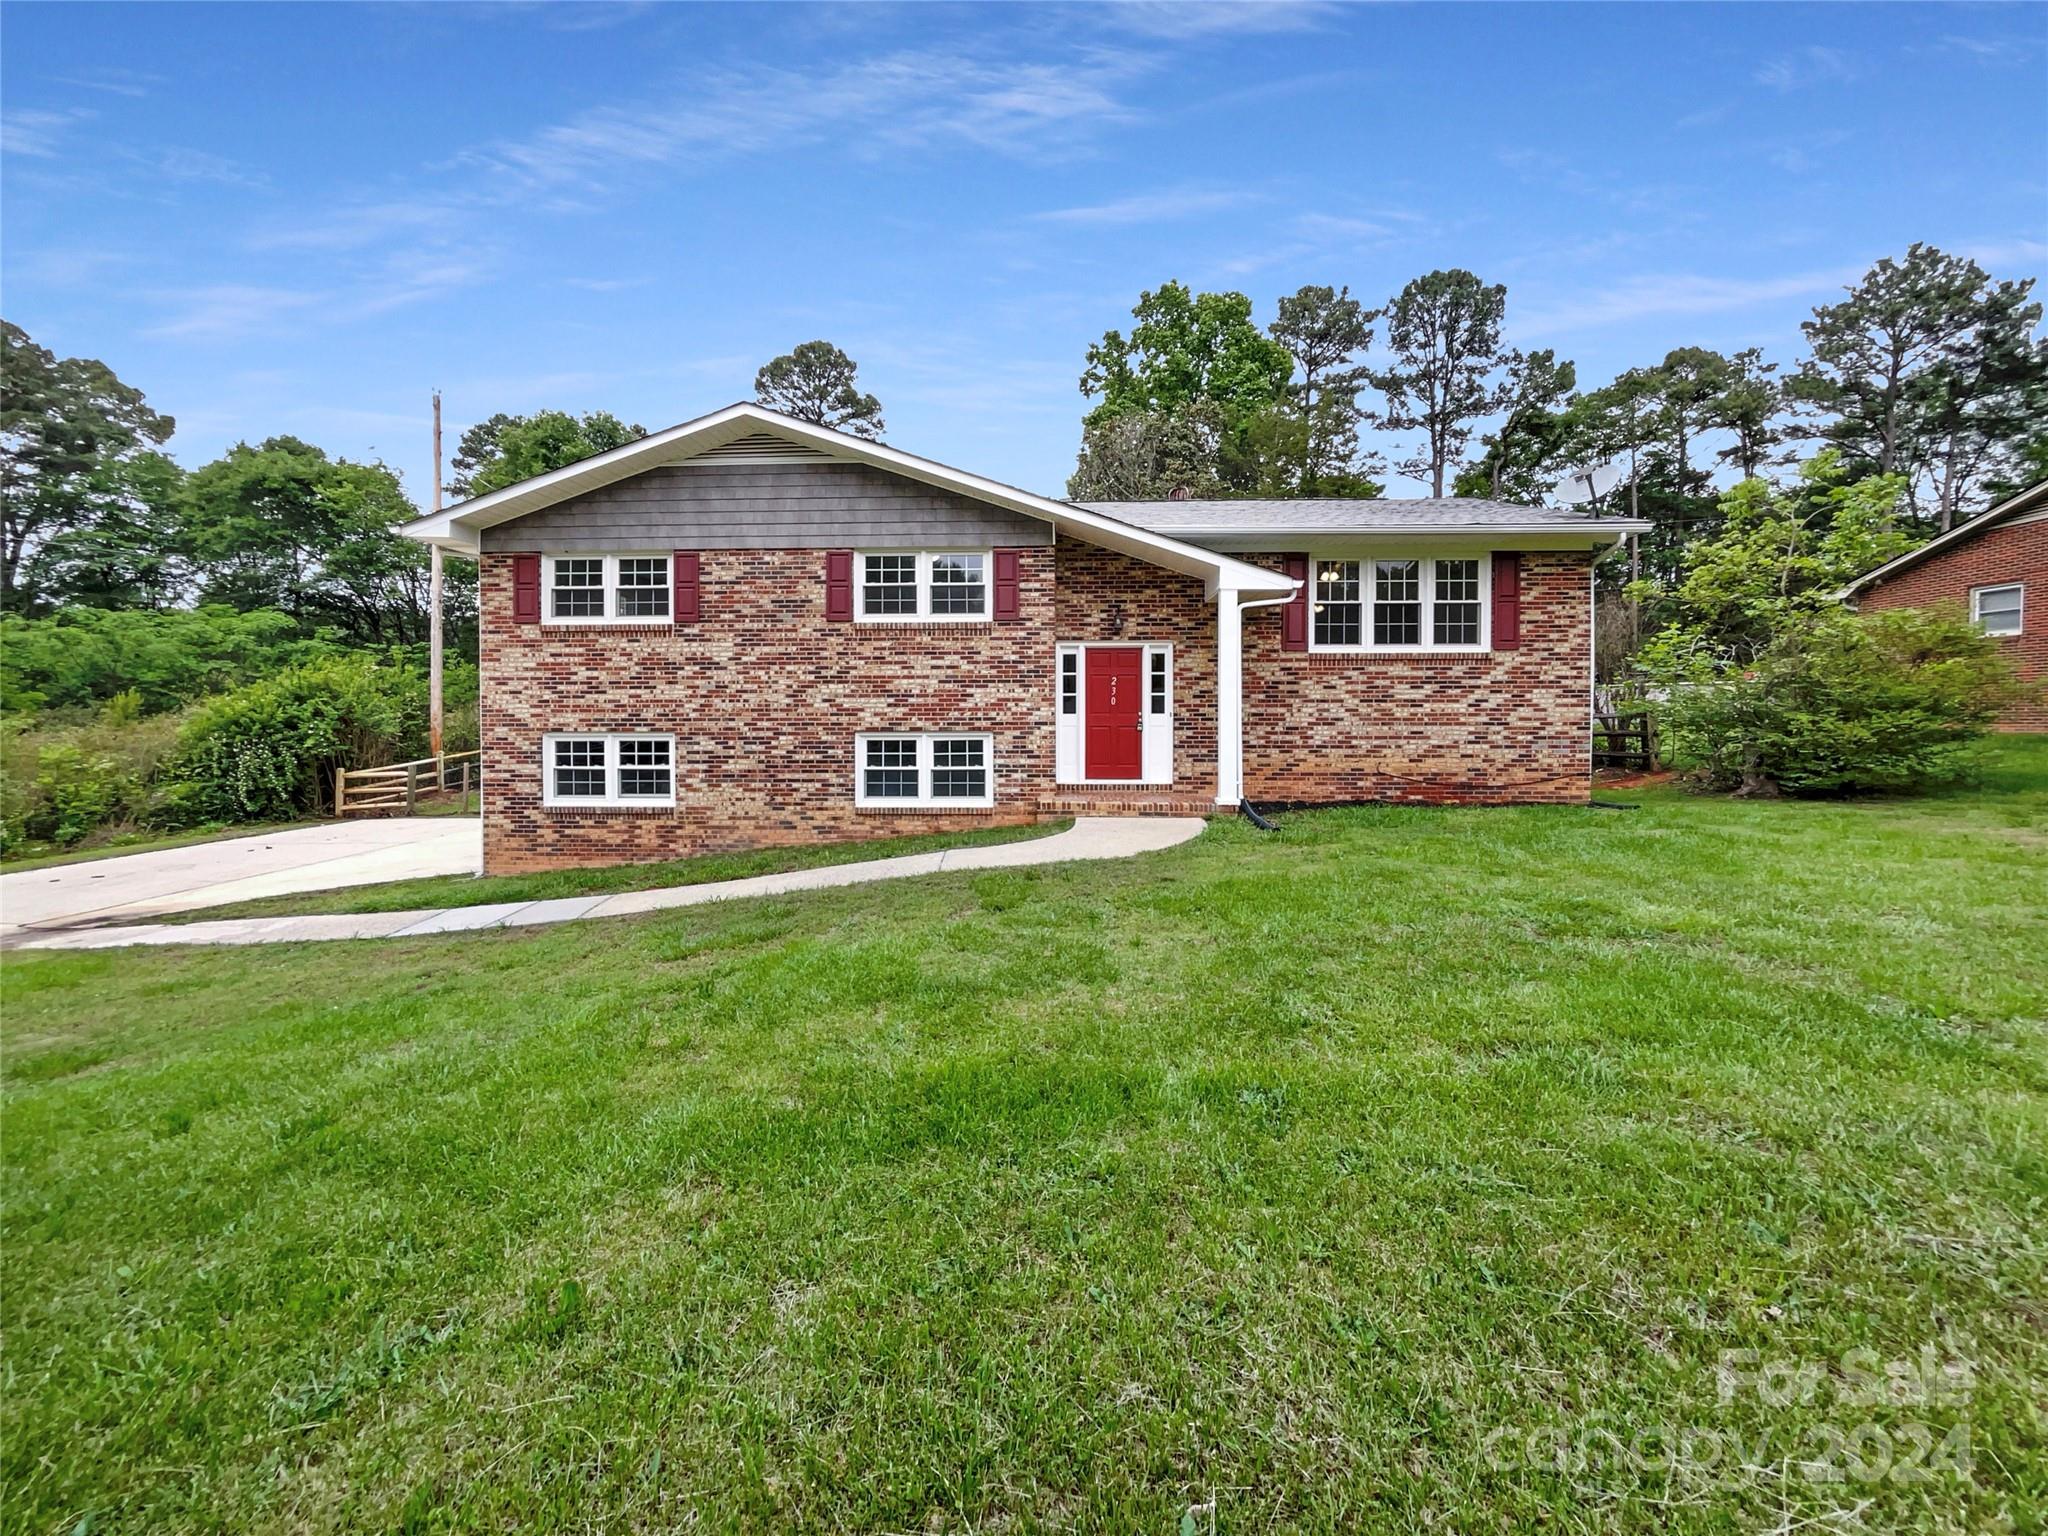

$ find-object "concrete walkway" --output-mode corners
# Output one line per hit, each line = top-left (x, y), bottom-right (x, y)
(1, 818), (482, 936)
(7, 817), (1206, 951)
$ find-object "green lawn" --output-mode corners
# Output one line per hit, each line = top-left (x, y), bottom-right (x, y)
(171, 817), (1071, 920)
(4, 743), (2044, 1533)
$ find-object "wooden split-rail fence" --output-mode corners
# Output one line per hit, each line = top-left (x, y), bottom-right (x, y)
(335, 751), (481, 817)
(1591, 711), (1656, 773)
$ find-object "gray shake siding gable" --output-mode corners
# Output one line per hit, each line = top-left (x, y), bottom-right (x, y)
(477, 461), (1053, 553)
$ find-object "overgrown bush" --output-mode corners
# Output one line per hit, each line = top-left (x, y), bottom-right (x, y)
(0, 711), (185, 852)
(171, 656), (429, 823)
(1649, 606), (2017, 796)
(0, 606), (333, 716)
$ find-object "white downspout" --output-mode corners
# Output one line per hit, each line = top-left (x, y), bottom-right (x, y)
(1215, 585), (1301, 808)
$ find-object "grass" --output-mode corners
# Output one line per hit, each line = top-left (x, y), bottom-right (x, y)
(170, 817), (1072, 920)
(2, 742), (2044, 1533)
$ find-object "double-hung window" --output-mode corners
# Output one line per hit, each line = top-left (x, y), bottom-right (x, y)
(1972, 583), (2023, 637)
(1311, 555), (1489, 651)
(856, 552), (990, 621)
(542, 733), (676, 807)
(855, 733), (995, 807)
(544, 554), (671, 624)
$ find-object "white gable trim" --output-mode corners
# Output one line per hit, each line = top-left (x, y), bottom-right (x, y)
(399, 402), (1295, 598)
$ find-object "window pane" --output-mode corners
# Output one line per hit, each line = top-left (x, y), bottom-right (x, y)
(863, 554), (918, 616)
(617, 737), (672, 798)
(931, 737), (987, 799)
(863, 737), (920, 798)
(1374, 560), (1421, 645)
(1976, 586), (2022, 633)
(552, 737), (606, 798)
(1149, 651), (1167, 714)
(1060, 652), (1078, 715)
(551, 558), (605, 619)
(616, 557), (671, 618)
(929, 553), (986, 616)
(1313, 560), (1362, 646)
(1433, 559), (1481, 645)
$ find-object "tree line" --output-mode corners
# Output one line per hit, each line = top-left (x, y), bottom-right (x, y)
(1065, 245), (2047, 575)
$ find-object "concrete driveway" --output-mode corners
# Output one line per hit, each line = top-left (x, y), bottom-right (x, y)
(1, 818), (481, 936)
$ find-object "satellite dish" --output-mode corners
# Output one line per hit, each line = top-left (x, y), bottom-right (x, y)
(1553, 461), (1625, 506)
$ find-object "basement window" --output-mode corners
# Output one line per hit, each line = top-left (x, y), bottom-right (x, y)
(855, 733), (996, 808)
(543, 733), (675, 807)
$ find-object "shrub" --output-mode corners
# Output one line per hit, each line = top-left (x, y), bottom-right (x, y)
(0, 712), (184, 851)
(171, 656), (428, 823)
(0, 606), (331, 716)
(1649, 606), (2018, 797)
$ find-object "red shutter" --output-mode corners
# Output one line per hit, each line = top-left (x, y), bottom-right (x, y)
(673, 552), (701, 624)
(825, 550), (854, 621)
(512, 553), (541, 624)
(1282, 554), (1309, 651)
(993, 549), (1021, 622)
(1491, 553), (1521, 650)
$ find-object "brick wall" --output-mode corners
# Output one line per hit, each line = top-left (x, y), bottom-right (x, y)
(1854, 515), (2047, 731)
(1051, 536), (1220, 789)
(1239, 550), (1594, 804)
(478, 547), (1057, 874)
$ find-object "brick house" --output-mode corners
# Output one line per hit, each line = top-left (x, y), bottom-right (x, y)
(1841, 479), (2047, 732)
(403, 403), (1646, 874)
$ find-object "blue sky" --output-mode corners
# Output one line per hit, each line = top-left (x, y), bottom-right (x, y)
(4, 1), (2044, 503)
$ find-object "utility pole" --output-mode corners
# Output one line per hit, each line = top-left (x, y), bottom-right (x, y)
(429, 390), (444, 759)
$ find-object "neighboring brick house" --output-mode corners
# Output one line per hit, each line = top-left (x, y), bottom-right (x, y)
(1842, 480), (2048, 732)
(403, 403), (1645, 873)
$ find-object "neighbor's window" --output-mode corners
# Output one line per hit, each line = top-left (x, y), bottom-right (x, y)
(854, 733), (996, 807)
(544, 555), (671, 624)
(1433, 559), (1481, 645)
(543, 734), (676, 807)
(1972, 583), (2023, 637)
(1313, 560), (1363, 646)
(856, 551), (992, 621)
(1310, 555), (1489, 650)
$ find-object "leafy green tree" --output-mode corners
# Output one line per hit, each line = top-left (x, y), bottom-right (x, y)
(1793, 243), (2048, 530)
(1651, 346), (1732, 493)
(29, 448), (186, 610)
(1, 321), (176, 612)
(754, 342), (885, 439)
(1457, 348), (1577, 501)
(449, 410), (646, 499)
(1370, 270), (1511, 496)
(1707, 347), (1793, 482)
(1066, 403), (1228, 501)
(1269, 284), (1380, 495)
(180, 437), (434, 645)
(1081, 282), (1293, 430)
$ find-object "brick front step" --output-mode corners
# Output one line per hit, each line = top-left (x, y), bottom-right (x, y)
(1036, 794), (1228, 817)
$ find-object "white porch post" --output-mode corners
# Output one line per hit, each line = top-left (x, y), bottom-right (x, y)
(1214, 588), (1243, 807)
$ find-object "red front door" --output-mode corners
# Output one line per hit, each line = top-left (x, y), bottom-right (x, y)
(1085, 647), (1144, 780)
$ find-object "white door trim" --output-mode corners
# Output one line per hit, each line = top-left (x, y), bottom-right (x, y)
(1054, 641), (1175, 787)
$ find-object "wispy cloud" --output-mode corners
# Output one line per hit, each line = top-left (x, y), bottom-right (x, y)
(1755, 45), (1859, 92)
(1212, 209), (1416, 277)
(134, 146), (270, 190)
(51, 67), (160, 98)
(2, 106), (95, 158)
(143, 284), (327, 341)
(454, 48), (1147, 192)
(1032, 185), (1258, 226)
(1085, 1), (1336, 40)
(1935, 33), (2045, 64)
(248, 199), (465, 252)
(564, 276), (648, 292)
(1517, 268), (1858, 338)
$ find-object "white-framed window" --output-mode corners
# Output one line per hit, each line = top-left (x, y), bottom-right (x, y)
(542, 733), (676, 807)
(543, 554), (671, 624)
(856, 551), (990, 621)
(854, 732), (995, 807)
(1972, 582), (2024, 637)
(1310, 553), (1491, 652)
